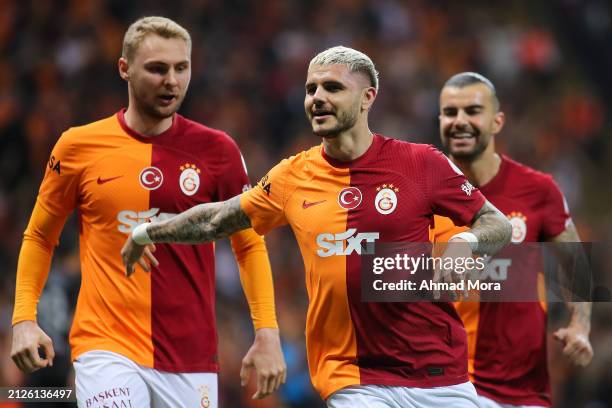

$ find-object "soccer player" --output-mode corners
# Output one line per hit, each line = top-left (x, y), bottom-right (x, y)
(10, 16), (286, 407)
(431, 72), (593, 408)
(121, 46), (512, 407)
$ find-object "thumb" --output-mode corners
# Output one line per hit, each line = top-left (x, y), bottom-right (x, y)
(40, 336), (55, 367)
(553, 329), (566, 342)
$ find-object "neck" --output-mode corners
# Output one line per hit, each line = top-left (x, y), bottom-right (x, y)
(322, 122), (373, 161)
(124, 103), (173, 137)
(451, 146), (501, 187)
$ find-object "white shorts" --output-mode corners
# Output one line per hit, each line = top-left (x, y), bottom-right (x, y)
(326, 381), (480, 408)
(74, 350), (218, 408)
(478, 395), (546, 408)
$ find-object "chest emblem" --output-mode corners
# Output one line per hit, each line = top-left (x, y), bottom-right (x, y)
(139, 167), (163, 190)
(179, 163), (201, 196)
(508, 211), (527, 243)
(375, 184), (399, 215)
(338, 187), (362, 210)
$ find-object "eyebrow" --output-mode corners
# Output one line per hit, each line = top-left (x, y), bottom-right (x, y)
(305, 80), (345, 88)
(144, 60), (190, 66)
(442, 103), (484, 111)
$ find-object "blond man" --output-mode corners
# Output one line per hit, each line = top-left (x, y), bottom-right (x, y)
(11, 16), (285, 407)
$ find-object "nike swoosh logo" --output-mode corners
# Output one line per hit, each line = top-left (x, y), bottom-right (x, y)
(302, 199), (326, 209)
(97, 175), (124, 184)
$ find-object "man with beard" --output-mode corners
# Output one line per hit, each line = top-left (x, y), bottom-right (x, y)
(431, 72), (593, 408)
(121, 46), (512, 407)
(11, 16), (285, 407)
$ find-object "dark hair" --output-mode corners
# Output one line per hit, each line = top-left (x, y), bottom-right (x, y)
(444, 72), (500, 111)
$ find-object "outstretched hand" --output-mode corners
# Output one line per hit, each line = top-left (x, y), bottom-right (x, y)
(240, 328), (287, 399)
(121, 237), (158, 277)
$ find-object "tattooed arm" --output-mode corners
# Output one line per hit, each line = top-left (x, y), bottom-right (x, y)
(550, 222), (593, 366)
(121, 195), (251, 275)
(450, 200), (512, 254)
(149, 195), (250, 243)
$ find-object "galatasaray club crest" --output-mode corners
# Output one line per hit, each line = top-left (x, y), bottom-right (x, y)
(139, 166), (164, 190)
(179, 163), (201, 196)
(508, 211), (527, 243)
(375, 184), (399, 215)
(197, 385), (210, 408)
(338, 187), (362, 210)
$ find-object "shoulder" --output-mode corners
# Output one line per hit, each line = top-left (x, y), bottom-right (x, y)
(177, 115), (235, 143)
(378, 136), (443, 159)
(502, 155), (558, 189)
(60, 115), (120, 143)
(53, 115), (121, 158)
(176, 115), (244, 157)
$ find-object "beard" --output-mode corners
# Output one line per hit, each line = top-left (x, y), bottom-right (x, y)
(132, 84), (184, 120)
(311, 106), (359, 138)
(442, 131), (490, 161)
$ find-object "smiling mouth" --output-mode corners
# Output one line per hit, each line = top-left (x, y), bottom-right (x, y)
(449, 132), (475, 139)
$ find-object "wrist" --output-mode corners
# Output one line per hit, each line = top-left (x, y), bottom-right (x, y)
(449, 231), (478, 252)
(132, 223), (153, 245)
(255, 327), (280, 340)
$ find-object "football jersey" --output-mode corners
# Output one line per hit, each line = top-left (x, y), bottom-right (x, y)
(32, 109), (250, 372)
(431, 155), (571, 407)
(241, 134), (486, 399)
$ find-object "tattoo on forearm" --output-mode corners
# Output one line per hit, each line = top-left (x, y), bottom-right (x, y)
(551, 222), (593, 303)
(568, 301), (592, 331)
(469, 201), (512, 254)
(147, 195), (252, 244)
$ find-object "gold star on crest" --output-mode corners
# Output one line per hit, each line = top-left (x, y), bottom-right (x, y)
(180, 163), (201, 173)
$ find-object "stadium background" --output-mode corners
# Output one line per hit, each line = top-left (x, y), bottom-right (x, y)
(0, 0), (611, 407)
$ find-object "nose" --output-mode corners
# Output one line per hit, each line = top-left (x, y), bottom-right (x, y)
(164, 69), (178, 87)
(453, 110), (469, 128)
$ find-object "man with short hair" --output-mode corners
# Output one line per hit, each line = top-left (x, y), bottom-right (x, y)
(11, 16), (285, 407)
(122, 46), (512, 407)
(431, 72), (593, 408)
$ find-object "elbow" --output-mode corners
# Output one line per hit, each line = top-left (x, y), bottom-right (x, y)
(501, 215), (512, 245)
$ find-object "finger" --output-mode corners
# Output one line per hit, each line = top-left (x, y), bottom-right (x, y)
(41, 338), (55, 367)
(126, 263), (135, 277)
(24, 347), (45, 372)
(553, 330), (566, 342)
(273, 367), (284, 391)
(137, 258), (151, 273)
(255, 370), (272, 399)
(149, 243), (156, 252)
(563, 340), (579, 357)
(240, 361), (251, 387)
(144, 248), (159, 268)
(12, 352), (26, 373)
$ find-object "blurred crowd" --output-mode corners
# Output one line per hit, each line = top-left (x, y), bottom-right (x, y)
(0, 0), (611, 407)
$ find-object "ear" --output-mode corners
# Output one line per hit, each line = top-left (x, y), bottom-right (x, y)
(118, 57), (129, 81)
(492, 111), (505, 135)
(361, 87), (377, 112)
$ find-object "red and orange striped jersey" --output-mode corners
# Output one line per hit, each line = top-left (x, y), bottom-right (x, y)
(14, 110), (260, 372)
(431, 155), (571, 407)
(241, 134), (486, 399)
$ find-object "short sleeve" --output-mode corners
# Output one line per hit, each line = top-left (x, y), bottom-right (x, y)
(37, 130), (82, 217)
(424, 146), (485, 226)
(216, 135), (251, 201)
(240, 160), (290, 235)
(541, 176), (572, 239)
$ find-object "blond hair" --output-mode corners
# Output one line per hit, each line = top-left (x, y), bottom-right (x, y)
(309, 46), (379, 91)
(122, 16), (191, 62)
